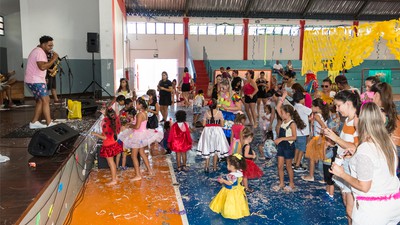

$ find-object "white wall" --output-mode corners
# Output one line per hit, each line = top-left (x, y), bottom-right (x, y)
(189, 35), (243, 60)
(128, 34), (184, 66)
(2, 12), (23, 80)
(248, 35), (300, 60)
(20, 0), (100, 60)
(113, 0), (126, 91)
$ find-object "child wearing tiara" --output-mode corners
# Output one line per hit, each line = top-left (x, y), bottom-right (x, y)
(209, 154), (250, 219)
(91, 107), (123, 186)
(230, 114), (246, 155)
(168, 110), (193, 171)
(118, 96), (163, 181)
(197, 99), (229, 172)
(241, 127), (264, 192)
(273, 90), (306, 192)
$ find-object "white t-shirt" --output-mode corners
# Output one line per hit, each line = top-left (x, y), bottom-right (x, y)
(273, 63), (283, 70)
(313, 113), (327, 136)
(350, 142), (400, 197)
(259, 113), (271, 131)
(193, 95), (204, 107)
(294, 103), (312, 136)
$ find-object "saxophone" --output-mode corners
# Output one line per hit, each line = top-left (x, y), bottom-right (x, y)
(48, 52), (60, 77)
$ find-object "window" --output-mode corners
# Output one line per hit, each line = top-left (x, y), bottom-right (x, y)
(147, 23), (155, 34)
(127, 22), (136, 34)
(166, 23), (174, 34)
(156, 23), (165, 34)
(137, 22), (146, 34)
(208, 24), (216, 35)
(175, 23), (183, 34)
(190, 25), (198, 35)
(0, 16), (4, 36)
(216, 25), (225, 35)
(198, 25), (207, 35)
(225, 26), (234, 35)
(234, 25), (243, 35)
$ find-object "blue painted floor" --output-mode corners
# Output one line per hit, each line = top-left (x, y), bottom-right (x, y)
(167, 103), (348, 225)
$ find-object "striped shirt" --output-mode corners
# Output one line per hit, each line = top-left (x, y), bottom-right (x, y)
(337, 118), (358, 156)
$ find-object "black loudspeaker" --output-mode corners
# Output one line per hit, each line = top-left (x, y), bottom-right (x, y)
(81, 99), (98, 116)
(86, 32), (99, 53)
(28, 123), (80, 157)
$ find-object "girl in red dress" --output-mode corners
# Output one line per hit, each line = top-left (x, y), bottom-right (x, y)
(91, 108), (123, 186)
(168, 110), (193, 171)
(241, 127), (263, 192)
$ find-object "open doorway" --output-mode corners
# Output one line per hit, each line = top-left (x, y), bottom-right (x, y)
(134, 59), (178, 94)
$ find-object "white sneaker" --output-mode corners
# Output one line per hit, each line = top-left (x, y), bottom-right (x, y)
(29, 121), (47, 129)
(47, 122), (58, 127)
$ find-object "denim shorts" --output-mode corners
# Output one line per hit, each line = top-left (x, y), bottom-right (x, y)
(26, 83), (48, 100)
(295, 136), (307, 152)
(193, 105), (202, 115)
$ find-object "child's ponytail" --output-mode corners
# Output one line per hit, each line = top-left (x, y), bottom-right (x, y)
(227, 154), (247, 171)
(106, 107), (118, 140)
(208, 98), (217, 124)
(282, 105), (306, 130)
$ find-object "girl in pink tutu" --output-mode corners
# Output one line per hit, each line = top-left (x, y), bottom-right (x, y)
(119, 96), (163, 181)
(168, 110), (193, 171)
(91, 108), (123, 186)
(241, 127), (263, 192)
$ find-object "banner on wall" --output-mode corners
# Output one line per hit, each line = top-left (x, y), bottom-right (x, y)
(368, 69), (392, 84)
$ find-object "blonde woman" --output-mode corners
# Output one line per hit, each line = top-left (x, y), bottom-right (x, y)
(330, 102), (400, 225)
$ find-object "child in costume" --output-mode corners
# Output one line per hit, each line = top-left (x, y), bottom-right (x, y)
(230, 114), (246, 155)
(197, 98), (229, 172)
(192, 89), (205, 126)
(241, 127), (264, 192)
(91, 107), (123, 186)
(168, 110), (193, 171)
(209, 154), (249, 220)
(118, 96), (163, 181)
(116, 108), (137, 170)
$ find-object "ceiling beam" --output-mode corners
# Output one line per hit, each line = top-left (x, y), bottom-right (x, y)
(243, 0), (254, 18)
(302, 0), (314, 17)
(355, 0), (370, 20)
(184, 0), (190, 17)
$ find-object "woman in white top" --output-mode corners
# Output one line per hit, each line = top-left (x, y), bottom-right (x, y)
(330, 102), (400, 225)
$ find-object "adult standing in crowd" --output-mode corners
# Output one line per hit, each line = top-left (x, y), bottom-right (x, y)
(243, 70), (258, 128)
(370, 82), (398, 134)
(157, 71), (173, 122)
(314, 77), (336, 105)
(180, 67), (192, 107)
(324, 90), (360, 225)
(208, 74), (223, 99)
(330, 102), (400, 225)
(231, 70), (242, 95)
(25, 35), (58, 129)
(256, 71), (269, 117)
(335, 75), (360, 94)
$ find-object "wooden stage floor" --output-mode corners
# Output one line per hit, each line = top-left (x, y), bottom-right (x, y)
(0, 100), (97, 225)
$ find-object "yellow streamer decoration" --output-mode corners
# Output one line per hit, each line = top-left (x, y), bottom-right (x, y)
(302, 19), (400, 76)
(264, 34), (267, 66)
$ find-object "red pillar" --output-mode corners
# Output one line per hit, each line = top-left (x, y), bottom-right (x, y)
(243, 19), (249, 60)
(183, 17), (189, 67)
(353, 20), (359, 37)
(299, 20), (305, 60)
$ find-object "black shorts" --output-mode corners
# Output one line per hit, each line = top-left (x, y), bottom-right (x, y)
(257, 90), (268, 99)
(46, 74), (56, 90)
(277, 141), (295, 159)
(244, 95), (257, 103)
(181, 83), (190, 92)
(159, 95), (172, 106)
(323, 164), (335, 185)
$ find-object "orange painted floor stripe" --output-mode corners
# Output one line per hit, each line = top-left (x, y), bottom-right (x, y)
(65, 155), (185, 225)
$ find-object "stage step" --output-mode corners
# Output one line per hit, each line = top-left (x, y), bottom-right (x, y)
(194, 60), (210, 97)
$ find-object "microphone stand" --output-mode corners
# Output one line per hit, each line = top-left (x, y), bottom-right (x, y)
(63, 56), (73, 96)
(58, 63), (65, 107)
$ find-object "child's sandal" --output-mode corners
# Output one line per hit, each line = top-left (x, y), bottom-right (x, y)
(182, 165), (189, 171)
(177, 166), (182, 172)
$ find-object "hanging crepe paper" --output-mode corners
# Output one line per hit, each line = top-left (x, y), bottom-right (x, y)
(48, 204), (54, 217)
(302, 19), (400, 76)
(36, 212), (40, 225)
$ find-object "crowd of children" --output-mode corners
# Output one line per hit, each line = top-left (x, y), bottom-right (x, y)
(92, 72), (400, 223)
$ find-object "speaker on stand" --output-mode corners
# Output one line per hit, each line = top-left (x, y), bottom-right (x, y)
(81, 32), (112, 99)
